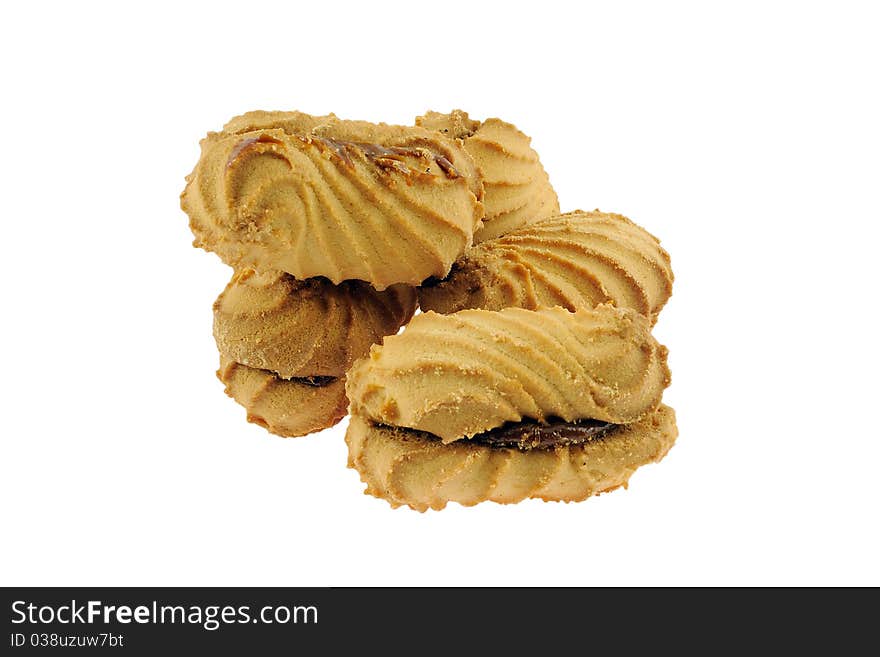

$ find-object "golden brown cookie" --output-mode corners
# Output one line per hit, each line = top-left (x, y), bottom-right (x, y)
(217, 356), (348, 438)
(346, 305), (670, 443)
(416, 110), (559, 243)
(418, 211), (674, 322)
(213, 268), (416, 438)
(181, 110), (484, 290)
(213, 269), (417, 379)
(345, 305), (674, 511)
(346, 405), (677, 511)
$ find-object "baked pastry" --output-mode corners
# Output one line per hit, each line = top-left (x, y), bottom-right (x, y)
(218, 356), (348, 438)
(416, 110), (559, 243)
(214, 269), (417, 437)
(214, 269), (417, 379)
(181, 110), (484, 289)
(419, 210), (673, 323)
(345, 305), (674, 510)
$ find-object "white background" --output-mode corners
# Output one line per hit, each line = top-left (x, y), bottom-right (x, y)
(1, 1), (878, 586)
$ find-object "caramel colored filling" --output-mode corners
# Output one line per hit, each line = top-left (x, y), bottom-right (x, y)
(297, 375), (336, 388)
(377, 418), (619, 451)
(470, 418), (617, 450)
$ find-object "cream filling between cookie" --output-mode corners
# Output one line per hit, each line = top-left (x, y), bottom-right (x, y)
(291, 375), (337, 387)
(374, 418), (620, 451)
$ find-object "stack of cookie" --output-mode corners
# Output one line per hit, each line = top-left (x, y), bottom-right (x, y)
(181, 109), (676, 510)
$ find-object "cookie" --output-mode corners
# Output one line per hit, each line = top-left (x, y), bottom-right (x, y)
(213, 269), (416, 437)
(217, 357), (348, 438)
(345, 305), (674, 510)
(418, 210), (673, 322)
(214, 269), (417, 379)
(181, 110), (484, 289)
(417, 110), (559, 243)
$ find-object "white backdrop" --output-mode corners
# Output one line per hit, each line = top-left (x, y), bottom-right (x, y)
(1, 1), (878, 586)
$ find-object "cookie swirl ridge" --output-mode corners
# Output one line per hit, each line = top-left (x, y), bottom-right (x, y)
(182, 111), (484, 289)
(419, 211), (673, 322)
(214, 269), (417, 379)
(346, 305), (670, 443)
(417, 110), (559, 243)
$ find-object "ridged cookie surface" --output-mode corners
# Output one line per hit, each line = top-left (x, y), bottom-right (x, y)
(417, 110), (559, 243)
(346, 306), (670, 442)
(214, 269), (417, 379)
(419, 211), (673, 321)
(217, 356), (347, 438)
(346, 404), (677, 511)
(182, 110), (484, 289)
